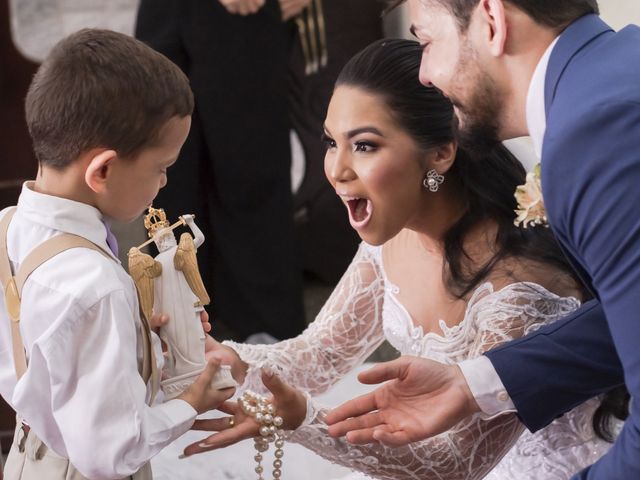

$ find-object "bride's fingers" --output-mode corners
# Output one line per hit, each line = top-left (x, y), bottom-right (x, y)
(191, 416), (235, 432)
(183, 434), (227, 457)
(183, 423), (257, 456)
(182, 436), (218, 457)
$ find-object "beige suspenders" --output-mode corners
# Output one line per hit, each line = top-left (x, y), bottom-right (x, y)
(0, 206), (158, 400)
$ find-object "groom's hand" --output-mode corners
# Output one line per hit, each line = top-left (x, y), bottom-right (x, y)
(325, 356), (480, 446)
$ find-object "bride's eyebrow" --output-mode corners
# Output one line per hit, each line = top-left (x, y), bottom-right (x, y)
(346, 127), (384, 139)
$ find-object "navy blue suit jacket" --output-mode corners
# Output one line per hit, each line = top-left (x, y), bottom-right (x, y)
(485, 14), (640, 479)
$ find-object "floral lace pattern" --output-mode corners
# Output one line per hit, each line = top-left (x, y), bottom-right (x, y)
(225, 243), (610, 479)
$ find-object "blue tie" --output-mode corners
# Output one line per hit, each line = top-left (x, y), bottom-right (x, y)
(102, 220), (119, 257)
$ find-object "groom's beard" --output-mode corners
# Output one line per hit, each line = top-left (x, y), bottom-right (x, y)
(451, 52), (503, 160)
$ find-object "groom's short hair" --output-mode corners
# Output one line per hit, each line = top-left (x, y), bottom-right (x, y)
(388, 0), (599, 31)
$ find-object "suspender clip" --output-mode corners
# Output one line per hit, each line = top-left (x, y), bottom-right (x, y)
(5, 276), (21, 322)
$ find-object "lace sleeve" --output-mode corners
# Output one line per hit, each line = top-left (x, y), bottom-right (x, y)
(223, 243), (387, 395)
(287, 283), (580, 480)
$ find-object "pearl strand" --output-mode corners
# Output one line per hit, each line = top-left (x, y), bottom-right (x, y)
(240, 391), (285, 480)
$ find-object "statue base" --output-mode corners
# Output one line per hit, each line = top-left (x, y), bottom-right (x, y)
(161, 365), (237, 400)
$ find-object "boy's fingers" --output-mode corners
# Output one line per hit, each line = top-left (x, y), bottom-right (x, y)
(216, 387), (236, 403)
(217, 400), (238, 415)
(200, 359), (221, 384)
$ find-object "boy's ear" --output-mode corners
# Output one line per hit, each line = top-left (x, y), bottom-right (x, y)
(85, 149), (118, 193)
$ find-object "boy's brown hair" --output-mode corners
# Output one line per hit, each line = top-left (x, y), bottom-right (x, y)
(25, 29), (194, 169)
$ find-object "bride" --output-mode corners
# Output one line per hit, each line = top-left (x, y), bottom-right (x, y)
(186, 39), (613, 479)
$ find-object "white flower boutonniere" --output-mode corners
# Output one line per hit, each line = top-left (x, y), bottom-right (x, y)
(514, 163), (548, 228)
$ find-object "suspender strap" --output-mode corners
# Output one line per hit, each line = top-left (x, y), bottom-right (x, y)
(0, 208), (17, 290)
(0, 209), (157, 400)
(14, 234), (112, 292)
(139, 307), (159, 403)
(0, 208), (25, 380)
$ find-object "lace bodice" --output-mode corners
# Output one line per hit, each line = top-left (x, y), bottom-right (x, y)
(225, 243), (610, 479)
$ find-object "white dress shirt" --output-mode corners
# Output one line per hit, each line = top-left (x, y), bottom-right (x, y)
(0, 183), (196, 479)
(458, 37), (560, 418)
(526, 37), (560, 159)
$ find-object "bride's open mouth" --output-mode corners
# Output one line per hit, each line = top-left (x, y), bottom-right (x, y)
(344, 196), (373, 229)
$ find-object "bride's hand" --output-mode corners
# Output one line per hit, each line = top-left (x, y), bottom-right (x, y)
(204, 334), (248, 384)
(182, 370), (307, 457)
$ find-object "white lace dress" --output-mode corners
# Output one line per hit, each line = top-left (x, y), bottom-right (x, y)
(225, 243), (610, 480)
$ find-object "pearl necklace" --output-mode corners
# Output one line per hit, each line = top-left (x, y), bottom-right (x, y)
(240, 391), (285, 480)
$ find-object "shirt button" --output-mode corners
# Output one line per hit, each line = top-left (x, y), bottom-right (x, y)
(498, 391), (509, 402)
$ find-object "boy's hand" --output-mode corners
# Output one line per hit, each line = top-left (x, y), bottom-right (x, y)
(201, 310), (247, 384)
(200, 310), (212, 334)
(178, 359), (236, 414)
(181, 370), (306, 456)
(149, 312), (169, 331)
(151, 311), (209, 334)
(205, 336), (248, 384)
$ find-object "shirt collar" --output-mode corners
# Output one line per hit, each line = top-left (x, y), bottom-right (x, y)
(17, 181), (120, 262)
(525, 36), (560, 159)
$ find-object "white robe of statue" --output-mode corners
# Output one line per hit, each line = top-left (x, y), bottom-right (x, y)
(152, 215), (206, 389)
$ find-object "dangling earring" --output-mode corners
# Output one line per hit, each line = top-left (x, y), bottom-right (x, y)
(423, 169), (444, 192)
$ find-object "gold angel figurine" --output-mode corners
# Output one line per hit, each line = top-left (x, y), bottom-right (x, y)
(128, 247), (162, 324)
(128, 207), (234, 398)
(174, 232), (210, 307)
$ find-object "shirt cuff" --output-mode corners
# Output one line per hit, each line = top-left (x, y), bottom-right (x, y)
(155, 398), (198, 436)
(458, 356), (516, 419)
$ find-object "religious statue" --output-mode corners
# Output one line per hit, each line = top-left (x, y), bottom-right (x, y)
(128, 207), (235, 398)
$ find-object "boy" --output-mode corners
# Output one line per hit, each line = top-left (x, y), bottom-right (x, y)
(0, 29), (234, 479)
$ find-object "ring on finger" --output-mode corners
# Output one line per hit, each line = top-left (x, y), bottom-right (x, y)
(228, 415), (235, 427)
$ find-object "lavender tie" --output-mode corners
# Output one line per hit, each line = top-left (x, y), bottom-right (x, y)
(102, 220), (119, 257)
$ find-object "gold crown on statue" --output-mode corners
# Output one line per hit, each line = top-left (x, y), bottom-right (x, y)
(143, 207), (170, 238)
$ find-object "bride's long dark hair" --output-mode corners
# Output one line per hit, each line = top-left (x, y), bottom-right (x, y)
(335, 38), (628, 441)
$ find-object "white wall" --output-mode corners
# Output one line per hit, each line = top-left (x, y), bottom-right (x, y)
(599, 0), (640, 30)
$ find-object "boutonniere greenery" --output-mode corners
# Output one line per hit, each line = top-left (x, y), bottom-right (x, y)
(514, 163), (548, 228)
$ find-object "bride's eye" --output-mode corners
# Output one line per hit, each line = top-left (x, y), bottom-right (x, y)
(354, 141), (376, 153)
(321, 133), (336, 150)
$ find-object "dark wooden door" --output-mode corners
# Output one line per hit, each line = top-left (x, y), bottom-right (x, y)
(0, 0), (40, 453)
(291, 0), (385, 283)
(1, 0), (39, 207)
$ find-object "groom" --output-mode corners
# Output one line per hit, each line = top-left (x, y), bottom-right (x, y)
(326, 0), (639, 478)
